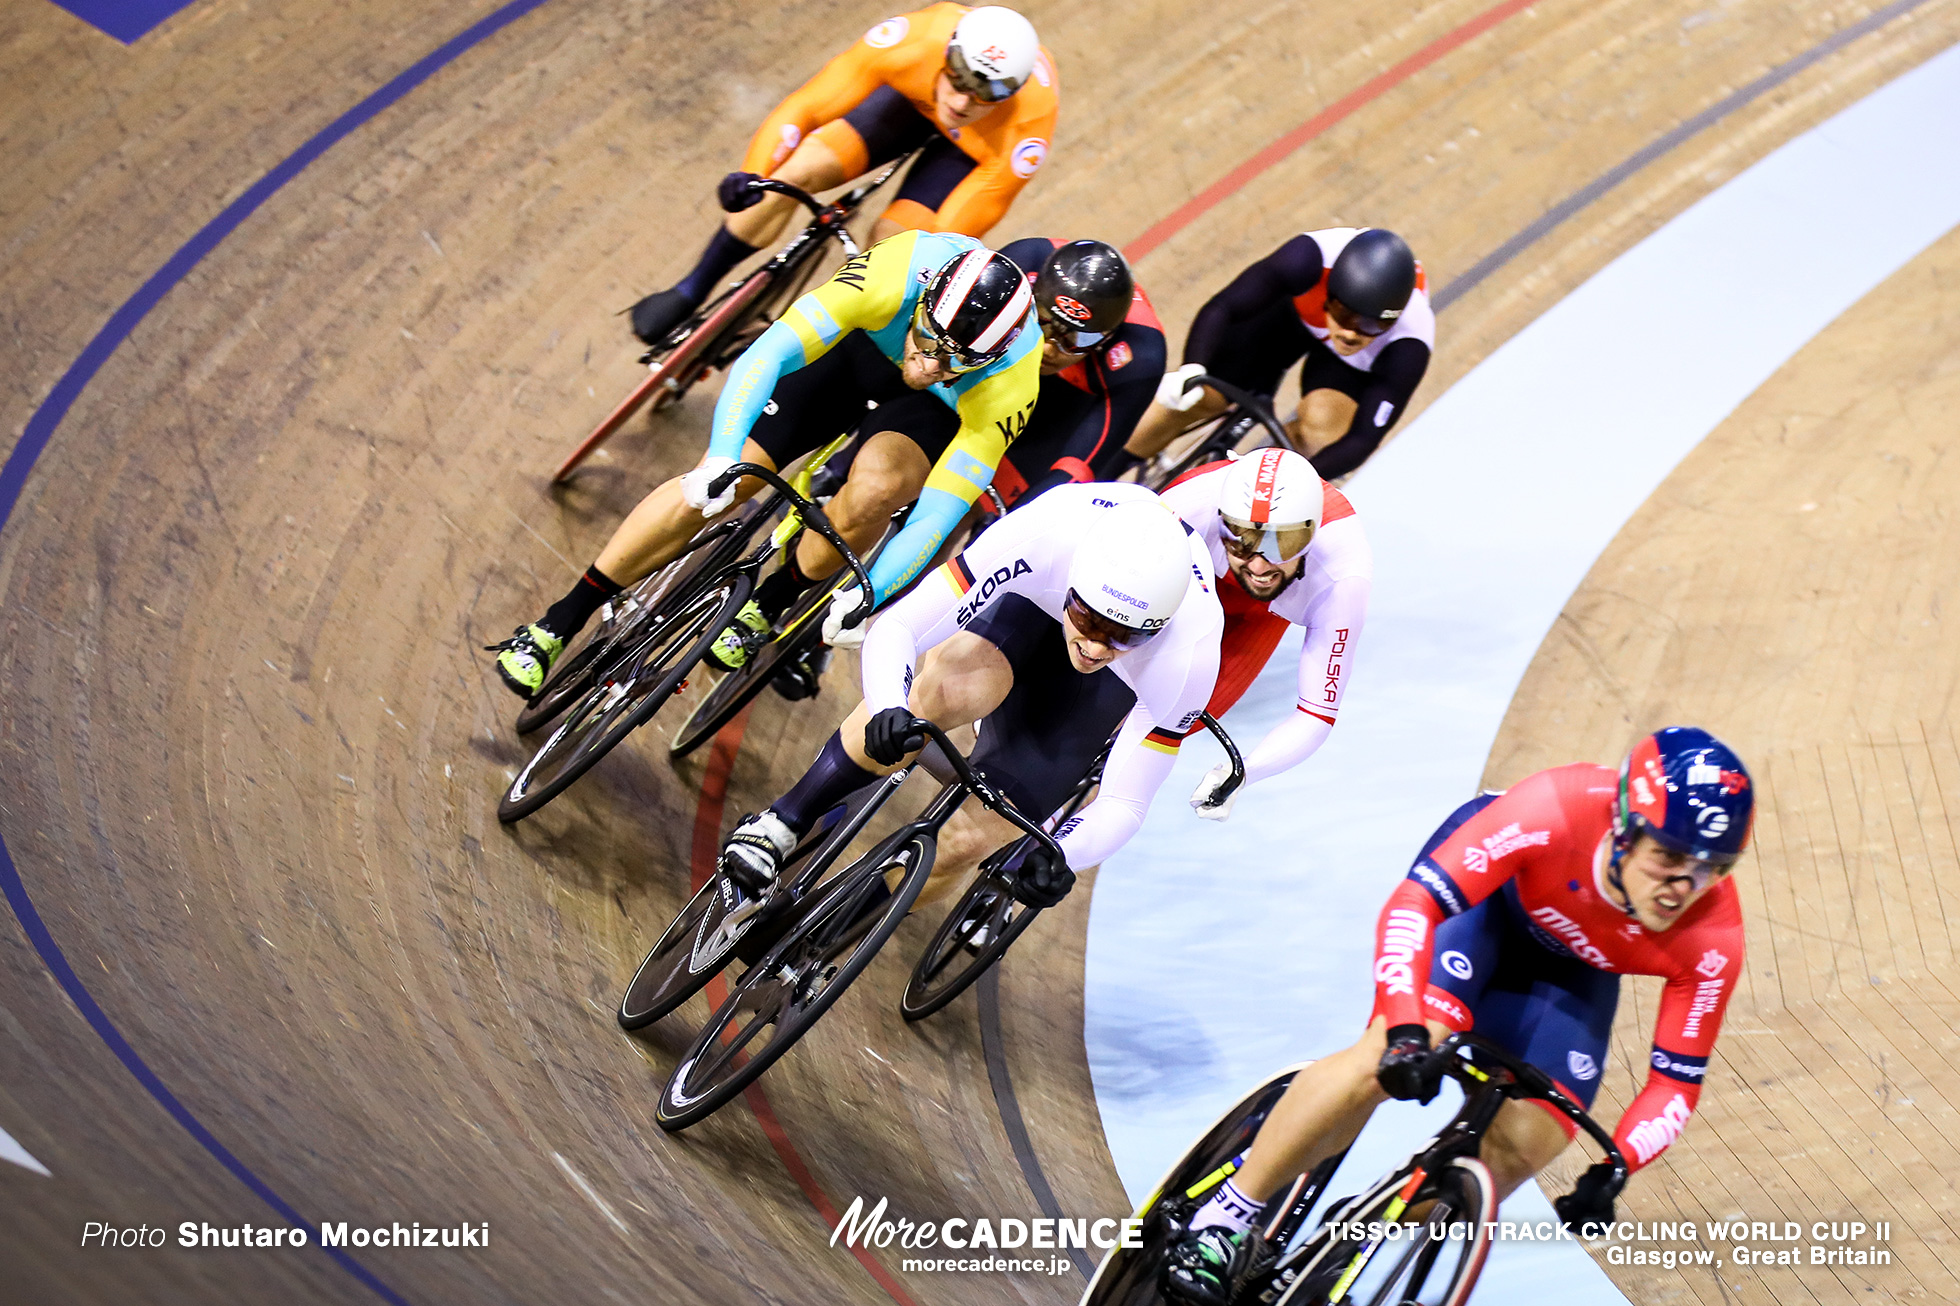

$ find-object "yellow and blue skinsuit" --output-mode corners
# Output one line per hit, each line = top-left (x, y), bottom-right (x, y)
(707, 229), (1041, 604)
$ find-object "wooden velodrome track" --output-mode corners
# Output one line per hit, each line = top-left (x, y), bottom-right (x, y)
(3, 0), (1958, 1302)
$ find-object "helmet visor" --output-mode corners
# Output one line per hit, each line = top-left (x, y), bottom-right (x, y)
(1326, 295), (1393, 338)
(1063, 588), (1160, 652)
(944, 46), (1023, 103)
(911, 302), (1003, 374)
(1219, 513), (1315, 565)
(1037, 305), (1109, 354)
(1621, 798), (1742, 890)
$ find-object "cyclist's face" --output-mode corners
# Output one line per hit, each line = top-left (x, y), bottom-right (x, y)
(1619, 834), (1732, 930)
(933, 71), (998, 131)
(1225, 547), (1303, 600)
(1059, 608), (1123, 672)
(902, 328), (957, 387)
(1322, 298), (1379, 356)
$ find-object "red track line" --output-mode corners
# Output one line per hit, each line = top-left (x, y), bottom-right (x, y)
(1124, 0), (1539, 263)
(688, 709), (922, 1306)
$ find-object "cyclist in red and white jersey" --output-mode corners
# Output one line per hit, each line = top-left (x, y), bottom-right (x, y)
(1121, 228), (1432, 483)
(1163, 728), (1754, 1305)
(1157, 448), (1370, 817)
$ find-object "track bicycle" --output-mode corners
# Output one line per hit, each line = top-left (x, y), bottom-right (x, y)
(1138, 375), (1302, 492)
(651, 719), (1062, 1131)
(497, 461), (871, 823)
(552, 154), (919, 482)
(1081, 1032), (1629, 1306)
(897, 711), (1246, 1021)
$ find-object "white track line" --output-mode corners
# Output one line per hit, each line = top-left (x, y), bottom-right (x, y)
(1, 1122), (50, 1177)
(1087, 39), (1960, 1301)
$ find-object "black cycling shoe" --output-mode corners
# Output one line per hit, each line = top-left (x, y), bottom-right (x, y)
(771, 644), (830, 702)
(630, 287), (698, 345)
(1164, 1227), (1249, 1306)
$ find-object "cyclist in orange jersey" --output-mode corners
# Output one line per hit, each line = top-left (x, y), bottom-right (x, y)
(630, 4), (1060, 344)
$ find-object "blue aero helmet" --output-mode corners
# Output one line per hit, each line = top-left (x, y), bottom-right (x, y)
(1609, 726), (1754, 907)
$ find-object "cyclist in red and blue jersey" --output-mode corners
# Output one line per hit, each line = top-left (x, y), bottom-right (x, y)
(1163, 727), (1754, 1306)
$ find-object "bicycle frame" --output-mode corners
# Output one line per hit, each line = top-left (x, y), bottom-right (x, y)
(553, 151), (919, 482)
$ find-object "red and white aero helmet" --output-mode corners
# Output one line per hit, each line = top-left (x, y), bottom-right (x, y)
(915, 246), (1034, 371)
(1218, 448), (1324, 564)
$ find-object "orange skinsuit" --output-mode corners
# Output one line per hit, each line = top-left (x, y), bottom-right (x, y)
(740, 3), (1060, 237)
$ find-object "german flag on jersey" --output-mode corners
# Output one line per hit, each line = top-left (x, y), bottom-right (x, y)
(941, 555), (977, 597)
(1142, 725), (1185, 755)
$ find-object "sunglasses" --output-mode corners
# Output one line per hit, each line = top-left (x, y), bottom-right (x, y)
(1325, 296), (1393, 338)
(910, 314), (995, 375)
(1037, 306), (1109, 355)
(944, 48), (1023, 104)
(1063, 589), (1161, 652)
(1220, 514), (1315, 566)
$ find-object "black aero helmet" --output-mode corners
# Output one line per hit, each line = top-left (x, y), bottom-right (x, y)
(916, 247), (1034, 371)
(1034, 239), (1135, 345)
(1325, 228), (1417, 328)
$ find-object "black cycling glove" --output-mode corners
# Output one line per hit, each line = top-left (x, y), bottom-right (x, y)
(1553, 1162), (1620, 1235)
(1008, 843), (1074, 910)
(717, 171), (766, 212)
(863, 708), (927, 767)
(1375, 1024), (1441, 1103)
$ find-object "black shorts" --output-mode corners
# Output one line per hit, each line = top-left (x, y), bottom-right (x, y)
(746, 332), (957, 470)
(964, 594), (1137, 821)
(1202, 300), (1371, 402)
(843, 86), (976, 213)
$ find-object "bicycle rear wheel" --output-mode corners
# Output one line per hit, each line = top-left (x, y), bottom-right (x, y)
(498, 570), (752, 822)
(1273, 1156), (1493, 1306)
(1081, 1064), (1308, 1306)
(655, 831), (936, 1131)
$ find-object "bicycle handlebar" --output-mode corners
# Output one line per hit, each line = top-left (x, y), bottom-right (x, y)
(747, 177), (828, 219)
(1183, 374), (1303, 456)
(905, 719), (1066, 864)
(1196, 712), (1246, 803)
(707, 462), (875, 630)
(1428, 1031), (1629, 1198)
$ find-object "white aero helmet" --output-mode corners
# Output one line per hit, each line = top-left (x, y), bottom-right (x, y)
(945, 6), (1040, 102)
(1064, 500), (1194, 650)
(1219, 447), (1324, 564)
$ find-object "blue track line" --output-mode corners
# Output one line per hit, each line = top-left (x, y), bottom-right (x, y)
(0, 1), (556, 1301)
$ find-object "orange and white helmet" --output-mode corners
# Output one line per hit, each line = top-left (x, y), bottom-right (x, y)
(1218, 448), (1323, 564)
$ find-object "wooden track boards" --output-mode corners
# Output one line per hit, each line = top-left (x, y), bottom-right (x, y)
(2, 0), (1959, 1302)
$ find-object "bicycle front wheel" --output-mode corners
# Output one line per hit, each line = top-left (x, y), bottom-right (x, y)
(655, 830), (936, 1131)
(1274, 1156), (1493, 1306)
(498, 571), (752, 822)
(899, 865), (1040, 1021)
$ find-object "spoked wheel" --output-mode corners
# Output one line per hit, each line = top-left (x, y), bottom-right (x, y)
(1273, 1157), (1493, 1306)
(498, 571), (753, 822)
(899, 862), (1040, 1021)
(668, 583), (829, 759)
(512, 510), (758, 734)
(655, 832), (936, 1132)
(1081, 1064), (1308, 1306)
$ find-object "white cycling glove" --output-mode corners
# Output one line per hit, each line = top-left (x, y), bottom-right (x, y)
(1155, 363), (1210, 413)
(681, 455), (739, 518)
(822, 585), (873, 649)
(1189, 762), (1238, 822)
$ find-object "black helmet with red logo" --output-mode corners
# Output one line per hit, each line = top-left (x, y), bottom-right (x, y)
(1032, 240), (1133, 351)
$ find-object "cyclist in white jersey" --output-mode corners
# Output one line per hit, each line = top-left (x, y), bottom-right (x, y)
(718, 482), (1222, 908)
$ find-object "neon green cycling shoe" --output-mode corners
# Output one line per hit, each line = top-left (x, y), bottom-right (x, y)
(704, 600), (771, 672)
(486, 623), (564, 697)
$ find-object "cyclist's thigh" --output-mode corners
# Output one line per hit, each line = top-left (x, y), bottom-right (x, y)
(1204, 298), (1314, 398)
(748, 333), (908, 469)
(965, 595), (1138, 822)
(863, 387), (961, 468)
(881, 134), (978, 232)
(810, 85), (939, 180)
